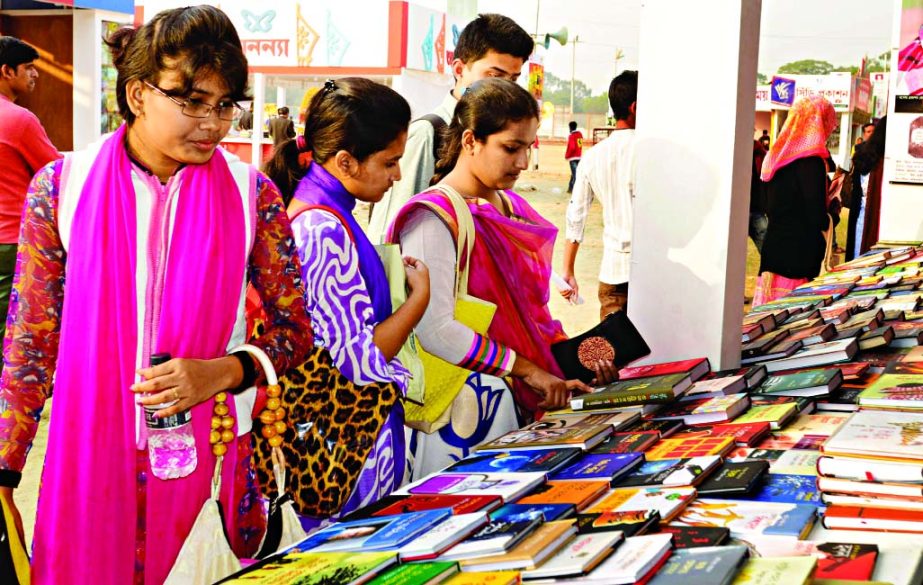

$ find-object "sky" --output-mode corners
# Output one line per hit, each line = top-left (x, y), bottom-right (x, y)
(476, 0), (895, 94)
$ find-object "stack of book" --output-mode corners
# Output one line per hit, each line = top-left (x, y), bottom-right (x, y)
(219, 246), (923, 584)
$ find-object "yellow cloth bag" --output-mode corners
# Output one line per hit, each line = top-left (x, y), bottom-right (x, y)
(403, 185), (496, 433)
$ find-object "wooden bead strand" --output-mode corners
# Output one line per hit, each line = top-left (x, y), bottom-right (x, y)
(209, 391), (235, 457)
(258, 383), (286, 448)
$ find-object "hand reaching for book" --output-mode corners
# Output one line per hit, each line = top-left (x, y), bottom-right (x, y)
(590, 360), (619, 386)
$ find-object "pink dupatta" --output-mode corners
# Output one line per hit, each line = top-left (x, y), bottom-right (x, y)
(390, 189), (567, 417)
(32, 125), (248, 584)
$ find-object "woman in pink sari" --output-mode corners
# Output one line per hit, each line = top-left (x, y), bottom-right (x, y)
(390, 79), (611, 478)
(0, 7), (310, 584)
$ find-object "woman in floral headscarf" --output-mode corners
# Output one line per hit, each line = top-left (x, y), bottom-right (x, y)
(753, 96), (837, 305)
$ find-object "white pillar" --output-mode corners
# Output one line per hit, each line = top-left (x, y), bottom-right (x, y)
(251, 72), (266, 167)
(72, 10), (100, 151)
(276, 86), (286, 111)
(628, 0), (761, 369)
(837, 112), (851, 169)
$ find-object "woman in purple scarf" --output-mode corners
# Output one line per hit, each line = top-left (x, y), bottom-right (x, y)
(0, 7), (311, 583)
(264, 77), (429, 529)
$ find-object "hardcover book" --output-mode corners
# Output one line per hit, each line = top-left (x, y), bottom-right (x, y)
(730, 557), (817, 585)
(294, 511), (451, 553)
(367, 561), (459, 585)
(762, 338), (858, 373)
(695, 460), (769, 496)
(681, 376), (747, 400)
(821, 410), (923, 461)
(537, 410), (640, 432)
(222, 551), (398, 585)
(394, 472), (547, 501)
(672, 499), (817, 542)
(821, 505), (923, 533)
(398, 512), (490, 561)
(617, 357), (710, 381)
(673, 422), (771, 446)
(614, 456), (722, 489)
(857, 371), (923, 410)
(754, 368), (843, 397)
(575, 533), (674, 585)
(813, 542), (878, 581)
(651, 393), (749, 425)
(551, 452), (645, 483)
(648, 545), (748, 585)
(624, 419), (685, 437)
(489, 502), (575, 524)
(643, 435), (735, 460)
(474, 425), (611, 453)
(585, 486), (697, 522)
(731, 473), (821, 506)
(724, 402), (798, 429)
(516, 480), (610, 511)
(573, 509), (661, 537)
(656, 525), (730, 548)
(520, 531), (623, 580)
(551, 310), (651, 383)
(339, 494), (502, 521)
(443, 570), (520, 585)
(446, 449), (582, 475)
(571, 373), (692, 411)
(438, 517), (542, 560)
(458, 520), (577, 572)
(590, 430), (661, 454)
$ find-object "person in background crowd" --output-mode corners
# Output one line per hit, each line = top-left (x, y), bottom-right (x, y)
(237, 101), (253, 132)
(390, 79), (612, 479)
(759, 129), (770, 150)
(847, 116), (887, 261)
(565, 120), (583, 193)
(562, 70), (638, 320)
(749, 139), (769, 252)
(367, 13), (534, 243)
(0, 7), (311, 582)
(263, 77), (429, 528)
(754, 96), (837, 305)
(0, 36), (61, 355)
(268, 105), (295, 148)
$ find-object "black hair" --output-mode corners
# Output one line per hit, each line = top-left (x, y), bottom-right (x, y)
(432, 78), (539, 185)
(862, 122), (876, 132)
(278, 106), (290, 116)
(569, 121), (577, 132)
(0, 36), (39, 70)
(608, 70), (638, 121)
(454, 13), (534, 65)
(263, 77), (411, 204)
(853, 116), (887, 175)
(104, 5), (249, 126)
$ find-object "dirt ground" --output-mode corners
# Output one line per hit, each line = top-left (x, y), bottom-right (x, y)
(15, 141), (845, 545)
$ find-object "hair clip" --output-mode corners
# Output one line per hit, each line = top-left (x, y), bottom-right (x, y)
(323, 79), (337, 94)
(295, 135), (307, 152)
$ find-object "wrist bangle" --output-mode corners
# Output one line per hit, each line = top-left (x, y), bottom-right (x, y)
(230, 351), (258, 394)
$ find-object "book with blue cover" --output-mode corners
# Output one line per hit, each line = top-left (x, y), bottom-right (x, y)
(293, 510), (451, 553)
(445, 448), (581, 475)
(732, 473), (822, 506)
(550, 452), (644, 483)
(488, 502), (575, 523)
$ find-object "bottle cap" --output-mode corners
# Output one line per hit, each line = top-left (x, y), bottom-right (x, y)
(150, 353), (172, 366)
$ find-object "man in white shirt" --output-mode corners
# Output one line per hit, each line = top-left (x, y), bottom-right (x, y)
(561, 70), (638, 320)
(367, 13), (534, 243)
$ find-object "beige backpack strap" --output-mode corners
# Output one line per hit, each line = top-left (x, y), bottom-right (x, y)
(429, 185), (477, 297)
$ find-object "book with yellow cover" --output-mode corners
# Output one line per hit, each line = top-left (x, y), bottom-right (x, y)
(644, 436), (735, 461)
(459, 520), (576, 572)
(585, 487), (696, 522)
(443, 570), (521, 585)
(223, 551), (397, 584)
(724, 403), (798, 429)
(730, 557), (816, 584)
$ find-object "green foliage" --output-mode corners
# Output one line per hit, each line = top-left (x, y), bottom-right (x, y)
(543, 70), (609, 113)
(778, 59), (836, 75)
(757, 72), (769, 85)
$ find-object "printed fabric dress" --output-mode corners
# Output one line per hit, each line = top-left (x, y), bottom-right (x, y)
(288, 163), (409, 531)
(391, 188), (568, 480)
(0, 127), (311, 585)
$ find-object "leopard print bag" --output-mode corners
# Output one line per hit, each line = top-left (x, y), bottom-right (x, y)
(252, 344), (399, 518)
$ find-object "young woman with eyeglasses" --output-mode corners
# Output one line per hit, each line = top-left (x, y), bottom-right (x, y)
(0, 7), (311, 583)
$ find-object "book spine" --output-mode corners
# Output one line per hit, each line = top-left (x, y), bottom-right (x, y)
(574, 390), (675, 410)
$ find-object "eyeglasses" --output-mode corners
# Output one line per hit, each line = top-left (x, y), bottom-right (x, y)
(143, 81), (242, 121)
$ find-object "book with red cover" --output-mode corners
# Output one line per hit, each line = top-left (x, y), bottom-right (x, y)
(340, 494), (502, 521)
(672, 422), (771, 446)
(813, 542), (878, 581)
(822, 505), (923, 533)
(618, 357), (710, 382)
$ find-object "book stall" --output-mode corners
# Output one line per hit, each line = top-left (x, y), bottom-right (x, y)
(222, 244), (923, 585)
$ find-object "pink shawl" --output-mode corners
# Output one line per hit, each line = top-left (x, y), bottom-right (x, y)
(761, 95), (837, 182)
(32, 125), (247, 584)
(389, 189), (567, 417)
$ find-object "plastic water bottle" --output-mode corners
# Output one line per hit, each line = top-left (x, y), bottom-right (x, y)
(144, 353), (197, 480)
